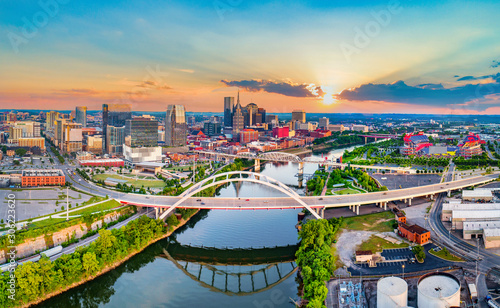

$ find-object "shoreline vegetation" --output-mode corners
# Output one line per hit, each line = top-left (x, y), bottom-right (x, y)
(0, 210), (199, 308)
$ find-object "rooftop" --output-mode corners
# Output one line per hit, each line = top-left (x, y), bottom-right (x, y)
(452, 210), (500, 220)
(462, 189), (493, 198)
(463, 220), (500, 231)
(484, 228), (500, 238)
(443, 203), (500, 212)
(22, 169), (64, 177)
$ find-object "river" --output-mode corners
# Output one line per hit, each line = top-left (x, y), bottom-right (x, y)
(36, 143), (368, 308)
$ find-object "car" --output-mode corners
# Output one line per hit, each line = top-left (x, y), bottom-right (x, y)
(196, 199), (202, 202)
(318, 198), (323, 200)
(146, 197), (150, 199)
(245, 199), (250, 201)
(201, 202), (205, 205)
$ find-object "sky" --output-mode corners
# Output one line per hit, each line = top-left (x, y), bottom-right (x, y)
(1, 0), (500, 114)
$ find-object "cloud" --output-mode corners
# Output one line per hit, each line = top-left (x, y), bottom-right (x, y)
(177, 68), (195, 74)
(491, 60), (500, 68)
(456, 72), (500, 82)
(136, 80), (172, 90)
(335, 78), (500, 111)
(220, 79), (323, 98)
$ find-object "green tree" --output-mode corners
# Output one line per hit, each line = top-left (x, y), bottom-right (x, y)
(82, 252), (99, 276)
(15, 148), (27, 157)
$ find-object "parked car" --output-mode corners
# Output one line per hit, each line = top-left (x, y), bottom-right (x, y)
(196, 199), (202, 202)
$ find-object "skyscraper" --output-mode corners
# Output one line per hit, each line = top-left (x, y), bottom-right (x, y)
(102, 104), (131, 154)
(125, 118), (159, 148)
(106, 126), (125, 154)
(232, 97), (244, 134)
(224, 97), (234, 127)
(292, 110), (306, 123)
(75, 106), (87, 127)
(319, 117), (329, 129)
(46, 111), (59, 130)
(165, 105), (187, 146)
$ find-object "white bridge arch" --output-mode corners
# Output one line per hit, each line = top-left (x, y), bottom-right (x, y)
(159, 171), (321, 220)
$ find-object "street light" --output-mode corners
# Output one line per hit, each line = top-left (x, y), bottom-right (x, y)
(402, 264), (405, 280)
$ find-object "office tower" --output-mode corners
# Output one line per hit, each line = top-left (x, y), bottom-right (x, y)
(106, 126), (125, 154)
(257, 108), (266, 124)
(55, 118), (67, 146)
(75, 106), (87, 127)
(102, 104), (131, 154)
(64, 123), (83, 153)
(244, 103), (258, 127)
(165, 105), (187, 147)
(203, 122), (221, 136)
(224, 97), (234, 127)
(232, 103), (244, 135)
(266, 114), (278, 124)
(319, 117), (329, 129)
(125, 117), (159, 148)
(12, 121), (40, 137)
(292, 110), (306, 123)
(87, 135), (103, 154)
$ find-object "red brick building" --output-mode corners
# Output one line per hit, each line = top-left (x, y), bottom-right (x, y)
(272, 126), (289, 138)
(22, 169), (65, 187)
(239, 129), (259, 144)
(398, 223), (431, 245)
(79, 158), (125, 167)
(310, 129), (331, 138)
(393, 207), (407, 224)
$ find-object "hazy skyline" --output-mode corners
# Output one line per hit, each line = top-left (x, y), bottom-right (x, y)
(1, 0), (500, 114)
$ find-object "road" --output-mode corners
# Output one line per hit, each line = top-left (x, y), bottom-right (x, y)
(429, 163), (500, 307)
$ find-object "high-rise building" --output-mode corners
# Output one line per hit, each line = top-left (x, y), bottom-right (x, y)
(75, 106), (87, 127)
(266, 114), (278, 124)
(165, 105), (187, 147)
(203, 122), (221, 136)
(319, 117), (329, 129)
(87, 135), (103, 154)
(46, 111), (59, 130)
(63, 123), (83, 153)
(292, 110), (306, 123)
(257, 108), (266, 124)
(232, 100), (244, 135)
(102, 104), (131, 154)
(224, 97), (234, 127)
(106, 126), (125, 154)
(8, 127), (22, 143)
(239, 129), (259, 144)
(125, 117), (159, 148)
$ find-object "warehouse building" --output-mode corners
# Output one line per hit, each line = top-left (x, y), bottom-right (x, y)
(462, 189), (493, 202)
(442, 203), (500, 221)
(484, 229), (500, 249)
(451, 210), (500, 230)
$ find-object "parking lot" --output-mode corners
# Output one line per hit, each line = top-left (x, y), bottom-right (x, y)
(0, 188), (93, 221)
(349, 244), (457, 276)
(371, 173), (441, 190)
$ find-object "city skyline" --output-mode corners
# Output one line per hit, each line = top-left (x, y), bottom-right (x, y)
(2, 1), (500, 114)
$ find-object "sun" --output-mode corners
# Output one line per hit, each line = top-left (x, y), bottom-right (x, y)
(321, 86), (337, 105)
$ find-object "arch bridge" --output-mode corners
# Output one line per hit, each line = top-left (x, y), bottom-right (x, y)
(159, 171), (322, 220)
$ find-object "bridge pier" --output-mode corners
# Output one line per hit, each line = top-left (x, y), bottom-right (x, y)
(384, 202), (387, 211)
(155, 207), (159, 219)
(365, 136), (368, 144)
(254, 159), (261, 172)
(408, 198), (412, 206)
(298, 162), (304, 176)
(356, 205), (360, 215)
(447, 190), (451, 197)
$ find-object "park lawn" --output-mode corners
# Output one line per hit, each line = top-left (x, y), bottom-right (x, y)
(335, 188), (361, 195)
(342, 211), (396, 232)
(70, 199), (123, 216)
(28, 217), (68, 229)
(357, 235), (409, 254)
(166, 163), (210, 172)
(429, 248), (463, 262)
(93, 174), (165, 188)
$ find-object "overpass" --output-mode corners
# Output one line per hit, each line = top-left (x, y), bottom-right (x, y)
(117, 171), (499, 219)
(358, 133), (399, 144)
(195, 150), (413, 174)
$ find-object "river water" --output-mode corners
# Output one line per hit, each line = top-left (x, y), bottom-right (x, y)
(37, 144), (365, 308)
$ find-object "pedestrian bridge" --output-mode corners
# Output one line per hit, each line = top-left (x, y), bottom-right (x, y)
(117, 171), (498, 220)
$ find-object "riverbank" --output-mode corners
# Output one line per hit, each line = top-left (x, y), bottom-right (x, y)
(20, 210), (200, 308)
(312, 140), (365, 153)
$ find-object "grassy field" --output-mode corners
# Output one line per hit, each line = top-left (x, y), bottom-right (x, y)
(358, 235), (409, 253)
(334, 188), (361, 195)
(167, 163), (210, 172)
(28, 217), (68, 229)
(342, 211), (396, 232)
(70, 199), (123, 216)
(429, 248), (463, 261)
(93, 174), (165, 188)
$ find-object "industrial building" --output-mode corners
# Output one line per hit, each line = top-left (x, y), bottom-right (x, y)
(21, 169), (65, 187)
(441, 203), (500, 221)
(462, 189), (493, 202)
